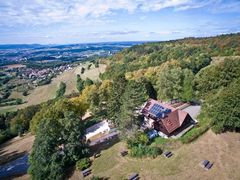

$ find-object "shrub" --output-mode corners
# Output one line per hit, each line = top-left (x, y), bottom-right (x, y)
(22, 91), (28, 96)
(76, 75), (85, 92)
(76, 158), (91, 170)
(180, 117), (210, 144)
(152, 137), (168, 146)
(0, 129), (14, 144)
(180, 126), (209, 144)
(84, 78), (94, 87)
(81, 67), (85, 74)
(95, 61), (99, 68)
(91, 176), (102, 180)
(146, 146), (162, 158)
(56, 82), (66, 98)
(87, 64), (92, 70)
(127, 132), (149, 148)
(130, 144), (162, 158)
(16, 98), (23, 104)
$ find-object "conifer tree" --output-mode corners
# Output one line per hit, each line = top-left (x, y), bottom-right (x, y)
(106, 74), (127, 124)
(119, 80), (148, 132)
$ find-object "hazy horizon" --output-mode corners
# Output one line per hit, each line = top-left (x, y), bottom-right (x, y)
(1, 32), (239, 46)
(0, 0), (240, 44)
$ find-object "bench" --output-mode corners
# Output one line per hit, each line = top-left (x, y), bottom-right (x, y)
(205, 162), (213, 170)
(94, 153), (101, 158)
(81, 168), (91, 177)
(201, 160), (209, 168)
(128, 173), (139, 180)
(200, 160), (213, 170)
(163, 151), (173, 158)
(120, 150), (128, 157)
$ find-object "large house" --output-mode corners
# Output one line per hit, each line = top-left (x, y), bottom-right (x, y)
(140, 99), (195, 138)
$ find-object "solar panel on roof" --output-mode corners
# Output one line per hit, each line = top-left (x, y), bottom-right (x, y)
(149, 103), (171, 118)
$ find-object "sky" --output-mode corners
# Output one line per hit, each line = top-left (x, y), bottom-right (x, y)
(0, 0), (240, 44)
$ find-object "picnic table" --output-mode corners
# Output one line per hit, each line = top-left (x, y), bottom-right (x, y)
(163, 151), (173, 158)
(81, 168), (91, 177)
(200, 160), (214, 170)
(128, 173), (139, 180)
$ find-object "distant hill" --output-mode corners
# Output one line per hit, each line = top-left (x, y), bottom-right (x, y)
(0, 42), (145, 66)
(0, 44), (45, 50)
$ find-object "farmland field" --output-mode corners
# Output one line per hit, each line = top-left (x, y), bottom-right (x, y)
(3, 64), (26, 69)
(0, 62), (106, 113)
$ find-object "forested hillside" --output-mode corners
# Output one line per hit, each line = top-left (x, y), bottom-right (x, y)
(100, 33), (240, 134)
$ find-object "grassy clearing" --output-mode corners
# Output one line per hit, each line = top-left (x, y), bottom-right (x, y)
(74, 62), (106, 81)
(76, 130), (240, 180)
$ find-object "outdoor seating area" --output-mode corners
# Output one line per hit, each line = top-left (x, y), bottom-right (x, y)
(128, 173), (139, 180)
(200, 160), (214, 170)
(163, 151), (173, 158)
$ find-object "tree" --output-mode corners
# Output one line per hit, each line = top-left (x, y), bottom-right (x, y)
(29, 112), (89, 179)
(181, 69), (194, 101)
(156, 62), (183, 100)
(84, 78), (94, 87)
(87, 64), (92, 70)
(118, 80), (148, 133)
(22, 90), (28, 96)
(10, 104), (41, 135)
(29, 118), (63, 179)
(94, 60), (99, 68)
(30, 99), (87, 133)
(106, 75), (127, 123)
(81, 67), (85, 74)
(76, 158), (91, 170)
(206, 78), (240, 133)
(194, 58), (240, 99)
(16, 98), (22, 104)
(76, 75), (85, 93)
(56, 82), (66, 98)
(141, 78), (157, 99)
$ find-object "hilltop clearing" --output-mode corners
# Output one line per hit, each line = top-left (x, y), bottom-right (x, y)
(69, 130), (240, 180)
(2, 130), (240, 180)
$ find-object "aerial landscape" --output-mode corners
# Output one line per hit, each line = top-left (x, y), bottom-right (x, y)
(0, 0), (240, 180)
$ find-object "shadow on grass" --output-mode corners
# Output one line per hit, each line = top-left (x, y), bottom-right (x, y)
(0, 150), (28, 165)
(65, 163), (110, 180)
(89, 136), (120, 156)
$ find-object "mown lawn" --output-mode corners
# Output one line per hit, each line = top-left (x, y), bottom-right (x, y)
(81, 130), (240, 180)
(90, 142), (184, 179)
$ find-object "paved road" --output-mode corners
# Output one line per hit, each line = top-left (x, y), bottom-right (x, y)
(0, 154), (29, 179)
